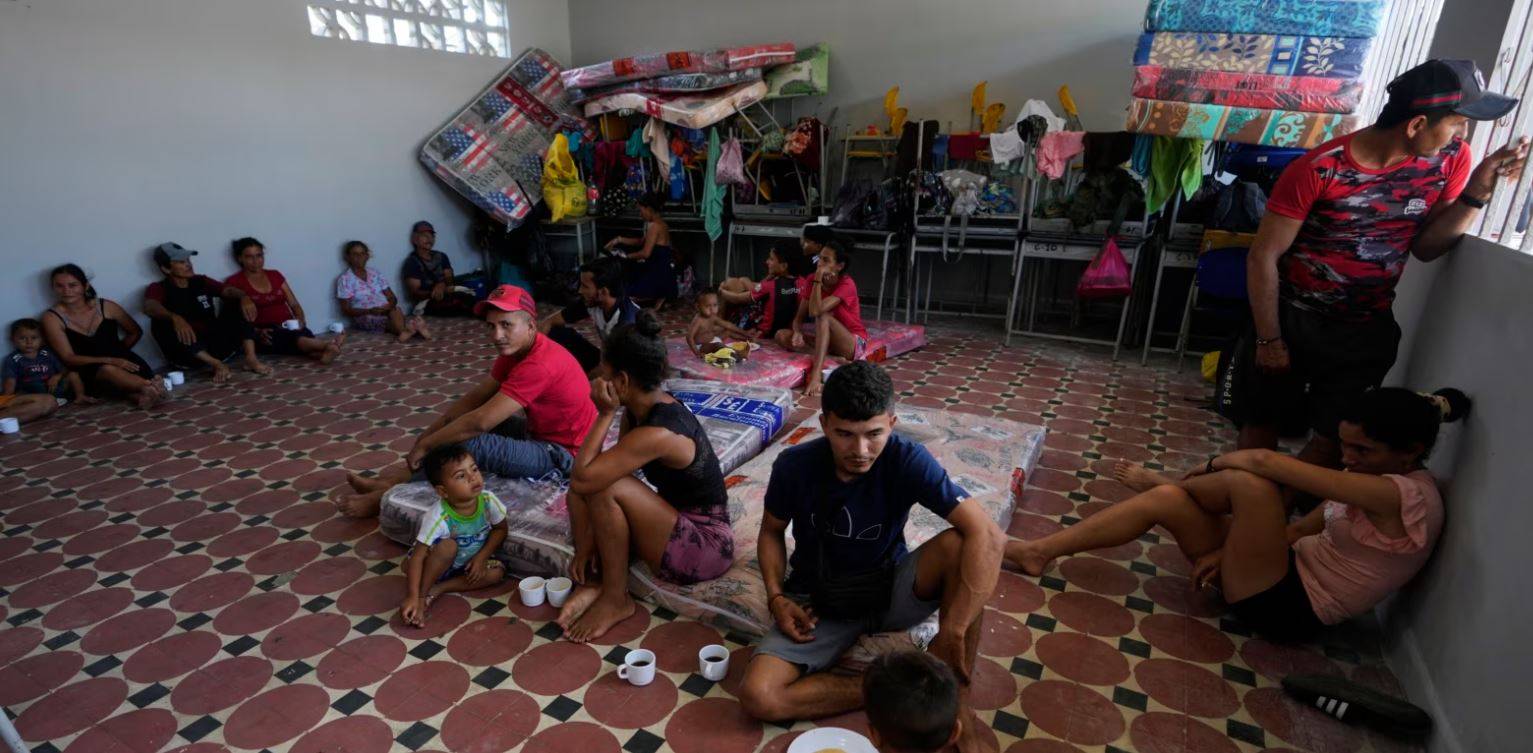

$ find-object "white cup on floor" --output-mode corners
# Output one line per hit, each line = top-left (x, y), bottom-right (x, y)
(518, 576), (546, 607)
(281, 318), (301, 331)
(698, 644), (729, 681)
(327, 322), (345, 334)
(618, 649), (657, 686)
(0, 417), (19, 435)
(545, 577), (572, 608)
(162, 377), (175, 392)
(167, 370), (185, 385)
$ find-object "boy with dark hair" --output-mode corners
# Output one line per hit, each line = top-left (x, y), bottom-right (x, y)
(686, 290), (754, 357)
(739, 361), (1004, 753)
(540, 256), (639, 373)
(864, 651), (962, 753)
(4, 319), (88, 403)
(143, 242), (269, 381)
(398, 443), (508, 627)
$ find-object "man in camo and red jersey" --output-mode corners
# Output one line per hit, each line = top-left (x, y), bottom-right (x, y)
(1230, 59), (1526, 469)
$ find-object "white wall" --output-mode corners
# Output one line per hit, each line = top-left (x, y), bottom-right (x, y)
(566, 0), (1142, 134)
(0, 0), (570, 361)
(1379, 237), (1533, 753)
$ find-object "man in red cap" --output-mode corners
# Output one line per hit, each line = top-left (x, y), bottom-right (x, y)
(336, 284), (597, 517)
(1211, 58), (1527, 477)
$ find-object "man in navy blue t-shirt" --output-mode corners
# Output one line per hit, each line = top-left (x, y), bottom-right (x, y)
(738, 362), (1005, 753)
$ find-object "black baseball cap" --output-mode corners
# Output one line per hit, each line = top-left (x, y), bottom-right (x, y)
(1384, 59), (1518, 122)
(412, 220), (435, 234)
(152, 242), (197, 267)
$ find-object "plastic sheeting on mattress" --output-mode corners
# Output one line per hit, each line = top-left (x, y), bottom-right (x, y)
(581, 82), (769, 130)
(566, 68), (764, 105)
(1144, 0), (1386, 38)
(1126, 98), (1360, 149)
(1133, 66), (1364, 114)
(1132, 32), (1372, 80)
(669, 321), (928, 389)
(561, 43), (795, 90)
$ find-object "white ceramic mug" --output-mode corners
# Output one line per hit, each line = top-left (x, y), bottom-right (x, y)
(0, 417), (19, 435)
(518, 576), (546, 607)
(327, 322), (345, 334)
(167, 371), (185, 385)
(698, 644), (729, 681)
(618, 649), (657, 686)
(281, 318), (301, 331)
(162, 377), (175, 392)
(545, 577), (572, 608)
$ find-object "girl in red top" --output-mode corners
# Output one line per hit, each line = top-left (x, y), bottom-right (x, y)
(781, 242), (868, 396)
(224, 237), (344, 364)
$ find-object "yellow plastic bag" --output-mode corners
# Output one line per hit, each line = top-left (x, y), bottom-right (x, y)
(1201, 350), (1220, 383)
(541, 133), (586, 222)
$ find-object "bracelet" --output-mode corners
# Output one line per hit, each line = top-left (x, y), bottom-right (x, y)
(1206, 456), (1217, 475)
(1255, 336), (1282, 346)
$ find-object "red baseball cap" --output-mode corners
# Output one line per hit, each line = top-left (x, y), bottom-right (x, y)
(474, 284), (537, 318)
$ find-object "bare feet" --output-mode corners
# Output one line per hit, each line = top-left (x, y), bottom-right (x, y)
(319, 342), (342, 365)
(1003, 539), (1053, 577)
(803, 378), (823, 397)
(330, 488), (382, 518)
(565, 592), (635, 643)
(135, 382), (164, 410)
(557, 584), (601, 631)
(955, 705), (998, 753)
(413, 318), (433, 340)
(346, 472), (386, 493)
(1113, 461), (1174, 493)
(212, 364), (233, 384)
(396, 327), (412, 343)
(244, 358), (273, 376)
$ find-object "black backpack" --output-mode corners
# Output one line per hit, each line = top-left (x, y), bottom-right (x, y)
(830, 179), (878, 228)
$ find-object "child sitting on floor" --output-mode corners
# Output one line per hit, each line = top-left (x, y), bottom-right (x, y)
(686, 290), (754, 357)
(863, 651), (962, 753)
(398, 444), (507, 627)
(4, 319), (89, 403)
(783, 242), (869, 396)
(718, 247), (802, 342)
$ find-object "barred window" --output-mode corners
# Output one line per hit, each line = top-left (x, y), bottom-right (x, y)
(1469, 0), (1533, 251)
(307, 0), (511, 57)
(1356, 0), (1448, 122)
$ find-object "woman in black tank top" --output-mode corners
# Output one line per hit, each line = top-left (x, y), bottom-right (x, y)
(40, 264), (166, 408)
(559, 312), (734, 644)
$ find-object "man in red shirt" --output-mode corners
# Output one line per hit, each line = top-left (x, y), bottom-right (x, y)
(1227, 59), (1525, 467)
(336, 284), (598, 517)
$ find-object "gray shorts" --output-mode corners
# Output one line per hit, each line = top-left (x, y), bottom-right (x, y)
(756, 550), (939, 674)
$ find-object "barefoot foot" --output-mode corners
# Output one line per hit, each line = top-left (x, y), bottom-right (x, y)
(557, 584), (601, 631)
(565, 593), (635, 643)
(212, 364), (233, 384)
(329, 489), (381, 518)
(319, 343), (341, 365)
(1113, 461), (1173, 493)
(346, 472), (386, 493)
(1003, 539), (1053, 578)
(244, 359), (273, 376)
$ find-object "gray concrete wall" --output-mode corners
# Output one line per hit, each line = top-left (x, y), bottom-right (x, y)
(0, 0), (570, 358)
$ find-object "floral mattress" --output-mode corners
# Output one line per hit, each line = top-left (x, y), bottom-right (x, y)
(378, 379), (793, 549)
(1132, 66), (1363, 114)
(418, 48), (592, 230)
(1132, 32), (1372, 80)
(565, 68), (763, 105)
(582, 82), (770, 130)
(560, 43), (796, 90)
(667, 320), (928, 389)
(1143, 0), (1386, 38)
(1126, 98), (1360, 149)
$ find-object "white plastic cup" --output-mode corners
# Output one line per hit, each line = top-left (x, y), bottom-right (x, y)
(618, 649), (657, 686)
(162, 377), (175, 392)
(168, 371), (185, 385)
(816, 215), (831, 225)
(327, 322), (345, 334)
(698, 644), (729, 681)
(518, 576), (546, 607)
(281, 319), (301, 331)
(545, 577), (572, 608)
(0, 417), (19, 435)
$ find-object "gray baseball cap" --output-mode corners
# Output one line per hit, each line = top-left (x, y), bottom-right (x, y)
(153, 242), (198, 266)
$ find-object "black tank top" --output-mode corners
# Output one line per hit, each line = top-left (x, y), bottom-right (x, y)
(48, 301), (134, 359)
(638, 399), (728, 511)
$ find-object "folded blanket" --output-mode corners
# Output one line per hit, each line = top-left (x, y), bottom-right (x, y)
(561, 43), (795, 90)
(1133, 32), (1371, 79)
(1133, 66), (1363, 113)
(419, 48), (591, 230)
(582, 81), (769, 130)
(1126, 98), (1360, 149)
(566, 68), (763, 105)
(1144, 0), (1387, 38)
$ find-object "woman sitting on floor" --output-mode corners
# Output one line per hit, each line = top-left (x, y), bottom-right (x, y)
(1005, 387), (1468, 642)
(225, 237), (344, 364)
(557, 311), (734, 643)
(40, 264), (167, 408)
(336, 240), (430, 342)
(604, 193), (678, 304)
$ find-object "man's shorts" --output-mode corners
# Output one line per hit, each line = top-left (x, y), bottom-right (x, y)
(1224, 303), (1400, 439)
(755, 549), (939, 674)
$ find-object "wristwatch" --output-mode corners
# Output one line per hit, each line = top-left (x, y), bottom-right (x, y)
(1459, 192), (1489, 209)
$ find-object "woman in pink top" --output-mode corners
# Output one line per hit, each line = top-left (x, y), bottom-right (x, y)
(1005, 387), (1468, 642)
(781, 242), (869, 396)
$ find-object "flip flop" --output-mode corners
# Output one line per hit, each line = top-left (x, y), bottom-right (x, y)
(1282, 673), (1432, 738)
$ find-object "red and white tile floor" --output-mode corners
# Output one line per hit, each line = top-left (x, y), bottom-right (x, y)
(0, 315), (1421, 753)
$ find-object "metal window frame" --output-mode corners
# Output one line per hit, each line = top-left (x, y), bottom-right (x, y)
(307, 0), (510, 57)
(1468, 0), (1533, 252)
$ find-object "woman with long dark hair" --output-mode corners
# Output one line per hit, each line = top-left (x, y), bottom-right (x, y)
(40, 264), (166, 408)
(604, 193), (679, 303)
(224, 237), (344, 363)
(1006, 387), (1470, 642)
(557, 311), (733, 642)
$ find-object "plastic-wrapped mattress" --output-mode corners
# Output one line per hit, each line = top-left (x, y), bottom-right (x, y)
(1144, 0), (1386, 37)
(581, 82), (769, 129)
(1132, 32), (1372, 80)
(561, 43), (795, 90)
(566, 68), (763, 105)
(667, 320), (927, 388)
(1126, 98), (1360, 149)
(1132, 66), (1363, 114)
(418, 48), (591, 230)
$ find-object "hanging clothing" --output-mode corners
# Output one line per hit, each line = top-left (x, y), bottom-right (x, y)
(643, 118), (672, 178)
(1145, 136), (1204, 212)
(1016, 99), (1066, 134)
(1036, 131), (1086, 180)
(625, 128), (646, 158)
(989, 129), (1025, 164)
(716, 135), (749, 186)
(1131, 134), (1154, 178)
(702, 128), (725, 241)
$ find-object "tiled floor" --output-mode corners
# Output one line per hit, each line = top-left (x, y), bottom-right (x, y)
(0, 314), (1421, 753)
